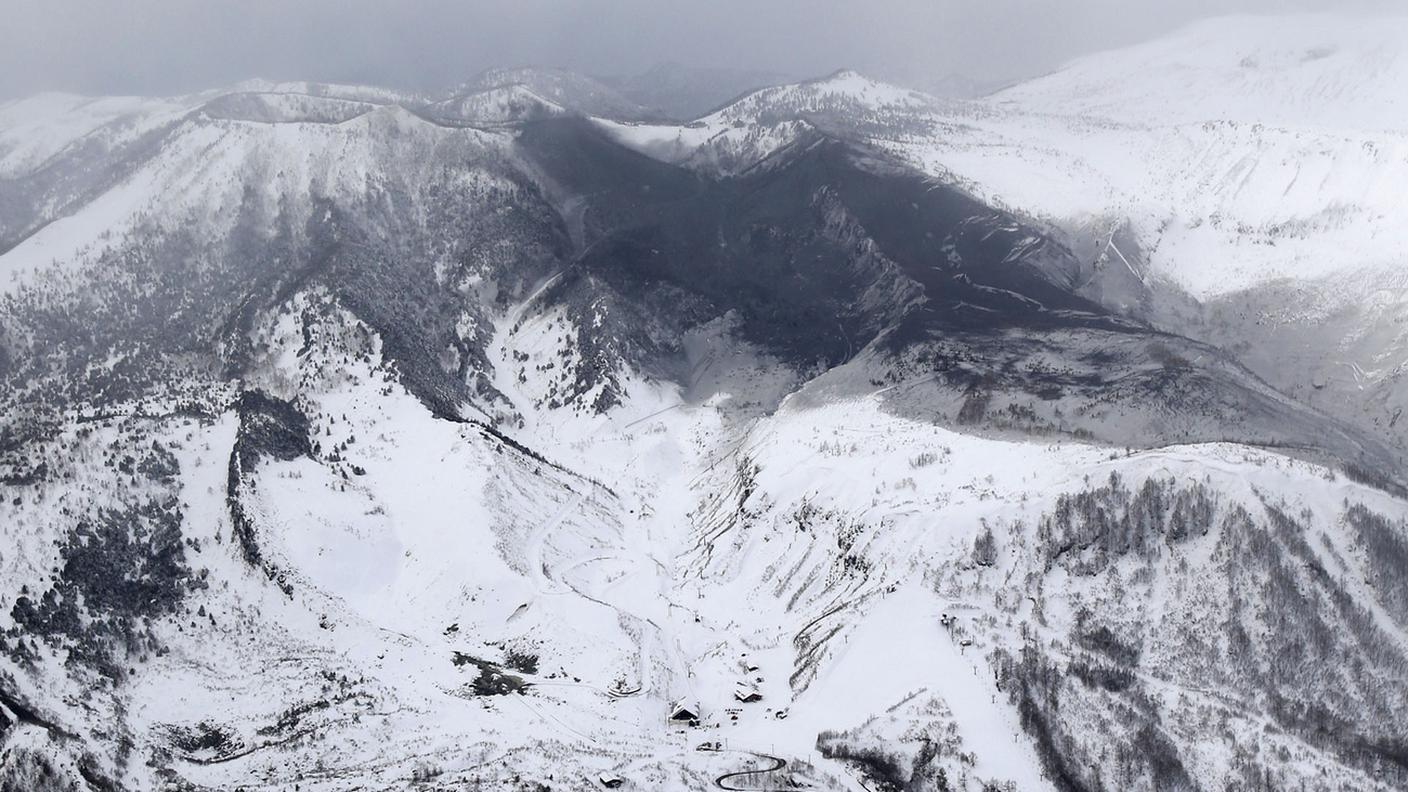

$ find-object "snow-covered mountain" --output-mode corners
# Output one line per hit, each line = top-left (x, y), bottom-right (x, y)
(599, 12), (1408, 458)
(451, 67), (659, 122)
(990, 13), (1408, 132)
(1, 12), (1407, 792)
(965, 13), (1408, 460)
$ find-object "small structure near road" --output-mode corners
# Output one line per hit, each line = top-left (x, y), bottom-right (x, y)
(598, 772), (625, 788)
(734, 685), (762, 703)
(669, 698), (701, 723)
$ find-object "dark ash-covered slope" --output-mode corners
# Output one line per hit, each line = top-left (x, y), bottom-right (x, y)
(508, 118), (1400, 481)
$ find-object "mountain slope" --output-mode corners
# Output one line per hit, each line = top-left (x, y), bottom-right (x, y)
(990, 13), (1408, 132)
(598, 13), (1408, 457)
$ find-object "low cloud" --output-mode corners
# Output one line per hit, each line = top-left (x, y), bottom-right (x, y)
(0, 0), (1395, 99)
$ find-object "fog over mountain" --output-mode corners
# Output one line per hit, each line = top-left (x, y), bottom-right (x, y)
(1, 0), (1397, 99)
(2, 4), (1407, 792)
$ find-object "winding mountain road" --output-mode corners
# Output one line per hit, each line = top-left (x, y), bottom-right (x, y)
(715, 752), (788, 791)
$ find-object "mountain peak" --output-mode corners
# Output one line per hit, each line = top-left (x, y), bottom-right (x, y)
(430, 82), (567, 125)
(451, 66), (656, 121)
(707, 69), (934, 125)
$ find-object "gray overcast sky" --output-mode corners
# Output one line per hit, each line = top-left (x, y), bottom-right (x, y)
(0, 0), (1395, 100)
